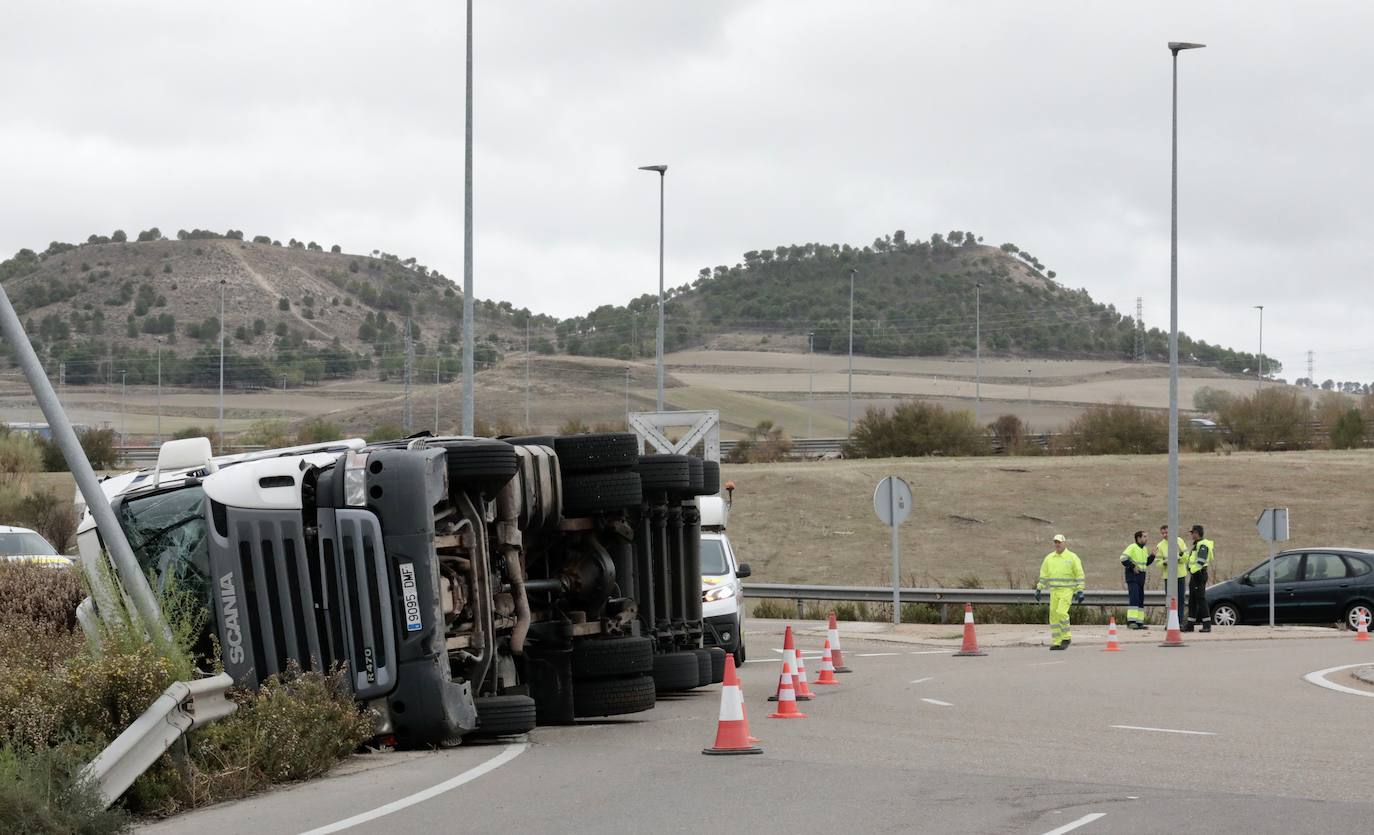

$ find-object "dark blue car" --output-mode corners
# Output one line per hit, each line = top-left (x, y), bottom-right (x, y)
(1207, 548), (1374, 630)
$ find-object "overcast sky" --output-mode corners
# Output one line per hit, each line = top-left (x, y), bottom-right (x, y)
(3, 1), (1371, 381)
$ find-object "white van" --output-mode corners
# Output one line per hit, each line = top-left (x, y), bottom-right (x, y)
(698, 495), (750, 663)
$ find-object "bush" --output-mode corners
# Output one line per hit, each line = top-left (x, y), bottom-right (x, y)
(843, 402), (986, 458)
(989, 414), (1025, 453)
(0, 490), (79, 553)
(724, 420), (794, 463)
(0, 743), (129, 834)
(1059, 404), (1167, 455)
(364, 423), (405, 442)
(1192, 386), (1234, 413)
(296, 419), (342, 445)
(241, 420), (291, 449)
(1331, 408), (1365, 449)
(1217, 388), (1313, 450)
(39, 428), (122, 472)
(0, 432), (42, 488)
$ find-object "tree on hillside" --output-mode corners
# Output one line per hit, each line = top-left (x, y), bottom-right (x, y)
(136, 228), (162, 242)
(111, 230), (127, 243)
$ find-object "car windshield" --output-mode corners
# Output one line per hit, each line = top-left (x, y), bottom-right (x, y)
(1247, 554), (1300, 585)
(0, 532), (57, 556)
(700, 538), (729, 575)
(115, 485), (210, 596)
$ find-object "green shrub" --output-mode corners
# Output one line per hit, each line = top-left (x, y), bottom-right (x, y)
(725, 421), (793, 464)
(1330, 408), (1365, 449)
(0, 432), (42, 488)
(296, 419), (342, 445)
(365, 423), (405, 443)
(38, 429), (122, 472)
(0, 489), (79, 554)
(1217, 388), (1313, 450)
(749, 599), (793, 619)
(0, 743), (130, 834)
(1059, 404), (1167, 455)
(844, 402), (986, 458)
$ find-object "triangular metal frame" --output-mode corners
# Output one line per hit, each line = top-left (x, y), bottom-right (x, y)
(628, 410), (720, 462)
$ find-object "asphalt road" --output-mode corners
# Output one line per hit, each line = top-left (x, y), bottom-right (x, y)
(141, 627), (1374, 835)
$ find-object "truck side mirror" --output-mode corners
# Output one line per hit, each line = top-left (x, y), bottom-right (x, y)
(735, 563), (751, 579)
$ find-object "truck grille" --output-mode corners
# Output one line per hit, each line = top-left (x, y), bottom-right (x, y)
(212, 506), (396, 699)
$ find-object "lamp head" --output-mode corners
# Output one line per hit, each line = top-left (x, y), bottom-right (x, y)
(1168, 42), (1206, 54)
(638, 164), (667, 174)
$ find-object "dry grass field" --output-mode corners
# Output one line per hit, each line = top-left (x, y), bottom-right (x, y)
(721, 449), (1374, 592)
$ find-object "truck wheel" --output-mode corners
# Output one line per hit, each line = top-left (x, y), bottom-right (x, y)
(572, 636), (654, 679)
(471, 694), (537, 737)
(691, 648), (713, 687)
(701, 460), (721, 495)
(562, 471), (642, 516)
(651, 651), (701, 692)
(504, 434), (556, 448)
(554, 433), (639, 473)
(704, 646), (726, 683)
(441, 438), (519, 496)
(637, 455), (692, 495)
(687, 457), (704, 494)
(572, 675), (657, 718)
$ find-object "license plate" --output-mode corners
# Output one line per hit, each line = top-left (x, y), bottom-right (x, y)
(399, 562), (423, 632)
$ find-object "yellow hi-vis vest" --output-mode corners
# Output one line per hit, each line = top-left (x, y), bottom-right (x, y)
(1154, 537), (1188, 575)
(1037, 550), (1085, 592)
(1187, 539), (1215, 574)
(1121, 543), (1150, 571)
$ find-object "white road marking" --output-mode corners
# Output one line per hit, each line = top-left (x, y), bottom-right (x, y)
(856, 652), (901, 657)
(299, 743), (527, 834)
(1303, 663), (1374, 698)
(909, 677), (933, 684)
(920, 698), (953, 706)
(1030, 660), (1066, 667)
(908, 650), (948, 655)
(1110, 724), (1215, 736)
(1041, 812), (1106, 834)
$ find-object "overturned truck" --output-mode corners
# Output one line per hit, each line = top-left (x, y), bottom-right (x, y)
(75, 432), (729, 746)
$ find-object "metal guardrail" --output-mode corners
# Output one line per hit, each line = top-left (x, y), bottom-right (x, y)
(744, 582), (1165, 617)
(81, 673), (237, 808)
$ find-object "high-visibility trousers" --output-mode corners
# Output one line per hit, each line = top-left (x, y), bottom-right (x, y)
(1049, 588), (1074, 646)
(1124, 570), (1146, 625)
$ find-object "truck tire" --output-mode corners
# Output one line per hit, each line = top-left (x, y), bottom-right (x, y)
(441, 438), (519, 496)
(504, 434), (556, 448)
(572, 636), (654, 679)
(562, 471), (642, 516)
(638, 455), (692, 495)
(652, 650), (701, 692)
(572, 675), (657, 718)
(471, 694), (537, 737)
(687, 457), (704, 494)
(554, 433), (639, 473)
(691, 648), (713, 687)
(701, 460), (721, 495)
(704, 646), (726, 683)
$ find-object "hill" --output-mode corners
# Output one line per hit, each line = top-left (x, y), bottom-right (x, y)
(558, 230), (1277, 376)
(0, 230), (551, 389)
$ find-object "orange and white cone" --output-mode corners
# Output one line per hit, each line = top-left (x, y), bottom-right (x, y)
(1103, 616), (1122, 652)
(814, 639), (841, 685)
(1356, 611), (1370, 642)
(767, 660), (807, 719)
(794, 645), (817, 699)
(703, 655), (763, 755)
(769, 625), (806, 701)
(1159, 598), (1186, 647)
(953, 602), (987, 657)
(828, 612), (852, 673)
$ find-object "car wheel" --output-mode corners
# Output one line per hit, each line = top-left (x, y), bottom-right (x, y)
(1211, 602), (1239, 627)
(1344, 601), (1373, 631)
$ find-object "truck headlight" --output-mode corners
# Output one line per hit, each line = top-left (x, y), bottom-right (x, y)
(703, 585), (736, 603)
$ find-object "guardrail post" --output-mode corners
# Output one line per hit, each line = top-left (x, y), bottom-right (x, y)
(796, 598), (805, 619)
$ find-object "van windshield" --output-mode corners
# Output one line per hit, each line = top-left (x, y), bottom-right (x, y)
(700, 538), (729, 575)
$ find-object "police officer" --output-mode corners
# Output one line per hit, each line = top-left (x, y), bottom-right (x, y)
(1120, 530), (1152, 629)
(1035, 534), (1085, 650)
(1184, 524), (1215, 632)
(1155, 523), (1188, 618)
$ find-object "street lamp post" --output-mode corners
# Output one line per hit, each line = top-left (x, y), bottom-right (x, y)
(807, 331), (814, 439)
(1167, 40), (1206, 623)
(461, 0), (476, 436)
(638, 164), (667, 411)
(1254, 304), (1264, 390)
(155, 341), (162, 445)
(218, 278), (226, 452)
(975, 282), (983, 425)
(119, 370), (127, 451)
(847, 268), (856, 436)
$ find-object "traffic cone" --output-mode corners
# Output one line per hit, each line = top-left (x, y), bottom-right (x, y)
(953, 603), (987, 656)
(1357, 611), (1370, 642)
(814, 639), (841, 685)
(769, 628), (807, 700)
(1103, 616), (1122, 652)
(1159, 598), (1186, 647)
(767, 661), (807, 719)
(735, 656), (761, 743)
(703, 655), (763, 755)
(794, 645), (817, 699)
(828, 612), (852, 673)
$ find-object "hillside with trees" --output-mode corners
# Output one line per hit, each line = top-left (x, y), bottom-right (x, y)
(0, 229), (552, 389)
(557, 230), (1278, 376)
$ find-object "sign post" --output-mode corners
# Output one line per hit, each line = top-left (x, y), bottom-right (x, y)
(1256, 507), (1290, 627)
(873, 476), (913, 625)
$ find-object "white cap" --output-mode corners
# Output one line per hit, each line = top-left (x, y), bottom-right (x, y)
(1052, 534), (1066, 543)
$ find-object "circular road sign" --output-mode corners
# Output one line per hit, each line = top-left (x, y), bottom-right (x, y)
(873, 475), (912, 527)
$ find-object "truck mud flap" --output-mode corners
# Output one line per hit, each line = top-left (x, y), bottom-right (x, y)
(523, 645), (574, 725)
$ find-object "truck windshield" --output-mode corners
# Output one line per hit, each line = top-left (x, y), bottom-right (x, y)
(115, 485), (210, 597)
(700, 538), (729, 575)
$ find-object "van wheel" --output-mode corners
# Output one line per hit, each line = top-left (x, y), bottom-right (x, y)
(734, 641), (746, 665)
